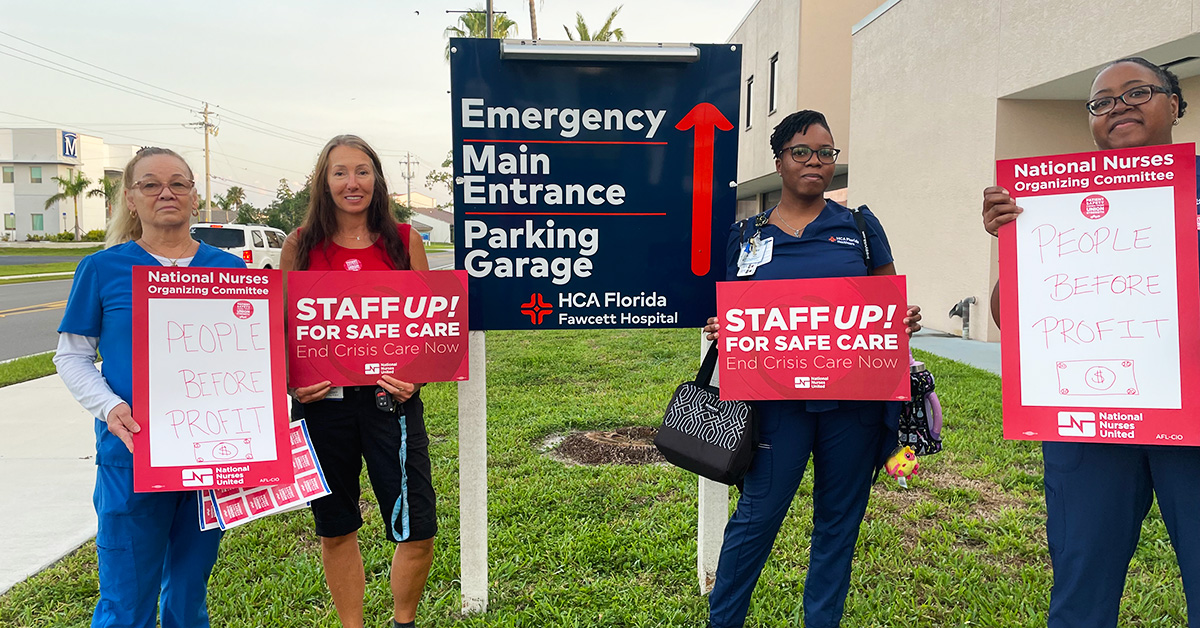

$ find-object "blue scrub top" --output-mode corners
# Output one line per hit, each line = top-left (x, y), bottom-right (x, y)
(725, 200), (894, 281)
(58, 240), (245, 467)
(725, 200), (897, 415)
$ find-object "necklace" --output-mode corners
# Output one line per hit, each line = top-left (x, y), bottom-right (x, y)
(139, 239), (195, 266)
(775, 211), (804, 237)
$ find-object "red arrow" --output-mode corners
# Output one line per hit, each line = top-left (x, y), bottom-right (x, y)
(676, 102), (733, 276)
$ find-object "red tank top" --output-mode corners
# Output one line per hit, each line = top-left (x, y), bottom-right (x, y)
(307, 224), (411, 271)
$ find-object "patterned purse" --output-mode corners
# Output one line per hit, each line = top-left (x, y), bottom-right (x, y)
(654, 343), (757, 485)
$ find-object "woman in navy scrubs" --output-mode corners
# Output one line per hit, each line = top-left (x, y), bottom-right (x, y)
(983, 57), (1200, 627)
(703, 109), (922, 628)
(55, 147), (245, 627)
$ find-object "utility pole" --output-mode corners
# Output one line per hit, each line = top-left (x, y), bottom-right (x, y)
(399, 153), (416, 219)
(486, 0), (494, 37)
(187, 104), (219, 222)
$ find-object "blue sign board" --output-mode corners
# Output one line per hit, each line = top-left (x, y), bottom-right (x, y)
(61, 131), (78, 159)
(451, 39), (740, 330)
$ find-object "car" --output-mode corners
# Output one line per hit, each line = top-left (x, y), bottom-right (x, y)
(190, 223), (287, 269)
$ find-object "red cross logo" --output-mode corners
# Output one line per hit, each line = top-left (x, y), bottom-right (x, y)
(520, 293), (553, 325)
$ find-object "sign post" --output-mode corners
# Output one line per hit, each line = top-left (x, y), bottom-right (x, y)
(997, 143), (1200, 445)
(450, 38), (741, 605)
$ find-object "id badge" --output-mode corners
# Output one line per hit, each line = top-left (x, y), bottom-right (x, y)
(325, 386), (344, 401)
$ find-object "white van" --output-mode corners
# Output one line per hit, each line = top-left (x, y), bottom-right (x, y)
(190, 223), (286, 269)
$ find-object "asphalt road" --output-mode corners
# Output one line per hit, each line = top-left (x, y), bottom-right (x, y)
(0, 279), (71, 361)
(0, 250), (456, 362)
(0, 256), (83, 265)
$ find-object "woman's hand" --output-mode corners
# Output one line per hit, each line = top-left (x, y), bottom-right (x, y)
(106, 403), (139, 454)
(983, 186), (1022, 236)
(904, 305), (922, 336)
(703, 316), (720, 341)
(290, 381), (332, 404)
(378, 375), (421, 403)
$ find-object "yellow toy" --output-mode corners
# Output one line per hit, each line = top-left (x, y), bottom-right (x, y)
(885, 445), (919, 488)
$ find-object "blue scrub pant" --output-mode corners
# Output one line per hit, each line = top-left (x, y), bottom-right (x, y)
(709, 401), (887, 628)
(91, 464), (223, 628)
(1044, 441), (1200, 628)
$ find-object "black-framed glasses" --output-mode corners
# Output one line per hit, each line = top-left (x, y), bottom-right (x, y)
(132, 180), (195, 196)
(778, 144), (841, 164)
(1085, 84), (1169, 116)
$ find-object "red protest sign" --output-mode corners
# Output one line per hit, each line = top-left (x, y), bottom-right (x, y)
(131, 267), (293, 492)
(997, 143), (1200, 446)
(716, 276), (910, 401)
(287, 270), (470, 387)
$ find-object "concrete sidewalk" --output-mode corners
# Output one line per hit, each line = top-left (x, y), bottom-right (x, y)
(910, 330), (1000, 375)
(0, 372), (97, 595)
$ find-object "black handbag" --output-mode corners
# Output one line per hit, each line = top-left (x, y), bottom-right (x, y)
(654, 343), (757, 485)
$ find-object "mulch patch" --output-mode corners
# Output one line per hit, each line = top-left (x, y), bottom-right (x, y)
(552, 426), (666, 466)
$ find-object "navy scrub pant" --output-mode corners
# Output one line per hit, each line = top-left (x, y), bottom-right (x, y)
(92, 464), (222, 628)
(709, 401), (887, 628)
(1044, 441), (1200, 628)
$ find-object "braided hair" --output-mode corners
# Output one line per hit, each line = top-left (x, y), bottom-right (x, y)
(1105, 57), (1188, 119)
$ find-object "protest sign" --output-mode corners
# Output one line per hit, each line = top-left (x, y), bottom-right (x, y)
(450, 38), (740, 329)
(998, 143), (1200, 445)
(201, 420), (330, 530)
(132, 267), (292, 492)
(716, 276), (910, 401)
(287, 270), (469, 387)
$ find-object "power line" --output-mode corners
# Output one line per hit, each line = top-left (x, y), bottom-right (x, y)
(0, 45), (196, 112)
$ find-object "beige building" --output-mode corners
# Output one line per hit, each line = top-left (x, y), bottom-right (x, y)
(850, 0), (1200, 340)
(727, 0), (884, 220)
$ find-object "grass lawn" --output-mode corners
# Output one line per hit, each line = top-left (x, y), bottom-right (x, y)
(0, 262), (78, 277)
(0, 331), (1186, 627)
(0, 246), (101, 256)
(0, 352), (55, 388)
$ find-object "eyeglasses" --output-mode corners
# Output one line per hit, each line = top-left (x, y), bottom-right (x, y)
(132, 180), (194, 196)
(1085, 84), (1169, 116)
(778, 144), (841, 164)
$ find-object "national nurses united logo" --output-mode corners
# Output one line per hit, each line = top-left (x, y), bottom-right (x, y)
(1080, 194), (1110, 220)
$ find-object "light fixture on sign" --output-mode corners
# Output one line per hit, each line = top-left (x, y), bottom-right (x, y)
(499, 40), (700, 63)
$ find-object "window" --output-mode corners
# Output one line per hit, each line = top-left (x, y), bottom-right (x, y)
(768, 54), (779, 114)
(745, 76), (754, 129)
(30, 167), (42, 184)
(252, 230), (265, 247)
(2, 167), (12, 183)
(31, 214), (43, 231)
(265, 230), (285, 248)
(4, 213), (14, 230)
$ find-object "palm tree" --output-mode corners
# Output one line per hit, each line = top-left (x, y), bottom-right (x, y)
(45, 170), (91, 240)
(87, 176), (121, 220)
(528, 0), (539, 40)
(225, 185), (246, 210)
(563, 5), (625, 41)
(444, 7), (519, 60)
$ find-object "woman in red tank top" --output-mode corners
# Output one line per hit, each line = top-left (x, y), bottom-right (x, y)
(280, 135), (434, 628)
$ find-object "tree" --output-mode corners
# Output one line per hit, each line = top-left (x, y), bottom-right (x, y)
(528, 0), (539, 40)
(264, 178), (310, 233)
(236, 203), (263, 225)
(444, 7), (519, 60)
(44, 170), (91, 240)
(390, 197), (413, 224)
(563, 5), (625, 41)
(424, 151), (454, 196)
(87, 176), (121, 220)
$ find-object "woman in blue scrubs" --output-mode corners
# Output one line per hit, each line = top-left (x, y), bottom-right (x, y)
(55, 147), (244, 628)
(703, 109), (922, 628)
(983, 57), (1200, 628)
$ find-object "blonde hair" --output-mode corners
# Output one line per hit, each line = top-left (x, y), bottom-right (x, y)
(104, 147), (194, 249)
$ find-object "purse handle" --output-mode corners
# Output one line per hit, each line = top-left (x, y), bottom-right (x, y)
(696, 342), (720, 387)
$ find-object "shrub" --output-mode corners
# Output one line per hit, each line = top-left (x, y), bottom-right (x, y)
(82, 229), (106, 242)
(24, 233), (47, 242)
(48, 231), (76, 242)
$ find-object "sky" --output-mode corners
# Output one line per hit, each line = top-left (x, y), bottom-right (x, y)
(1, 0), (757, 208)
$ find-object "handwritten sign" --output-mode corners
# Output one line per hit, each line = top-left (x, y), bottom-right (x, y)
(199, 420), (330, 530)
(287, 270), (470, 387)
(132, 267), (293, 492)
(998, 143), (1200, 445)
(716, 276), (910, 401)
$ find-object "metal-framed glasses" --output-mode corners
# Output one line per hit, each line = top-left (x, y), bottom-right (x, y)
(132, 180), (195, 196)
(778, 144), (841, 164)
(1085, 85), (1169, 116)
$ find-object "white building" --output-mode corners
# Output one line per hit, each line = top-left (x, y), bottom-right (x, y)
(0, 128), (137, 240)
